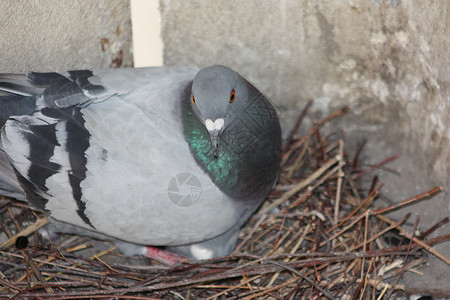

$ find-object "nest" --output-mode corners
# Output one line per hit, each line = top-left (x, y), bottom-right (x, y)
(1, 104), (448, 299)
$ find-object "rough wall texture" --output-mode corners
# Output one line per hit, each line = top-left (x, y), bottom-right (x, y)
(161, 0), (449, 290)
(162, 0), (449, 185)
(0, 0), (132, 73)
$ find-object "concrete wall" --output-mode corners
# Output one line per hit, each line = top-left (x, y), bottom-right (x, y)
(162, 1), (448, 190)
(161, 0), (449, 290)
(0, 0), (132, 72)
(161, 1), (449, 200)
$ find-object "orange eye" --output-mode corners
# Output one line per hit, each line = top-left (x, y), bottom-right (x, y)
(230, 89), (236, 103)
(191, 95), (196, 105)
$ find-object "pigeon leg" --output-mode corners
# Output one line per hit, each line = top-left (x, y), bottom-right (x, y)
(114, 241), (188, 265)
(143, 246), (189, 265)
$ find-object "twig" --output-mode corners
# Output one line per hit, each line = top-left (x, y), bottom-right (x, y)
(328, 189), (379, 233)
(282, 99), (313, 154)
(260, 157), (339, 214)
(265, 259), (336, 300)
(418, 217), (449, 240)
(385, 216), (419, 299)
(372, 186), (442, 215)
(234, 214), (267, 253)
(350, 212), (410, 251)
(354, 154), (400, 178)
(377, 214), (450, 266)
(334, 139), (345, 224)
(0, 217), (48, 249)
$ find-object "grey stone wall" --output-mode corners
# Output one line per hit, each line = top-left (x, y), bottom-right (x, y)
(162, 1), (449, 185)
(0, 0), (132, 73)
(162, 0), (449, 290)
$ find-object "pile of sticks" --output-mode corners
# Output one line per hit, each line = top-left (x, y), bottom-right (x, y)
(1, 104), (448, 299)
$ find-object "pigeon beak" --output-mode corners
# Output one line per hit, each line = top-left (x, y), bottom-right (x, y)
(205, 118), (224, 157)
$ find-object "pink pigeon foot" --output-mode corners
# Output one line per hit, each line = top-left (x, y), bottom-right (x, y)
(143, 246), (189, 265)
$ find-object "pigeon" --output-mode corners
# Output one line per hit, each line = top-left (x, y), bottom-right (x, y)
(0, 65), (281, 262)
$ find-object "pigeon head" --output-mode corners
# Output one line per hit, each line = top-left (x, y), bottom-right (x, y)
(190, 65), (249, 156)
(184, 65), (281, 200)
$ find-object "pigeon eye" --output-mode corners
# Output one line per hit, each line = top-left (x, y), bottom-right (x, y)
(191, 95), (196, 105)
(230, 90), (236, 103)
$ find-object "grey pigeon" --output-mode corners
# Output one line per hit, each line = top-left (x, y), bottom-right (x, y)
(0, 65), (281, 261)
